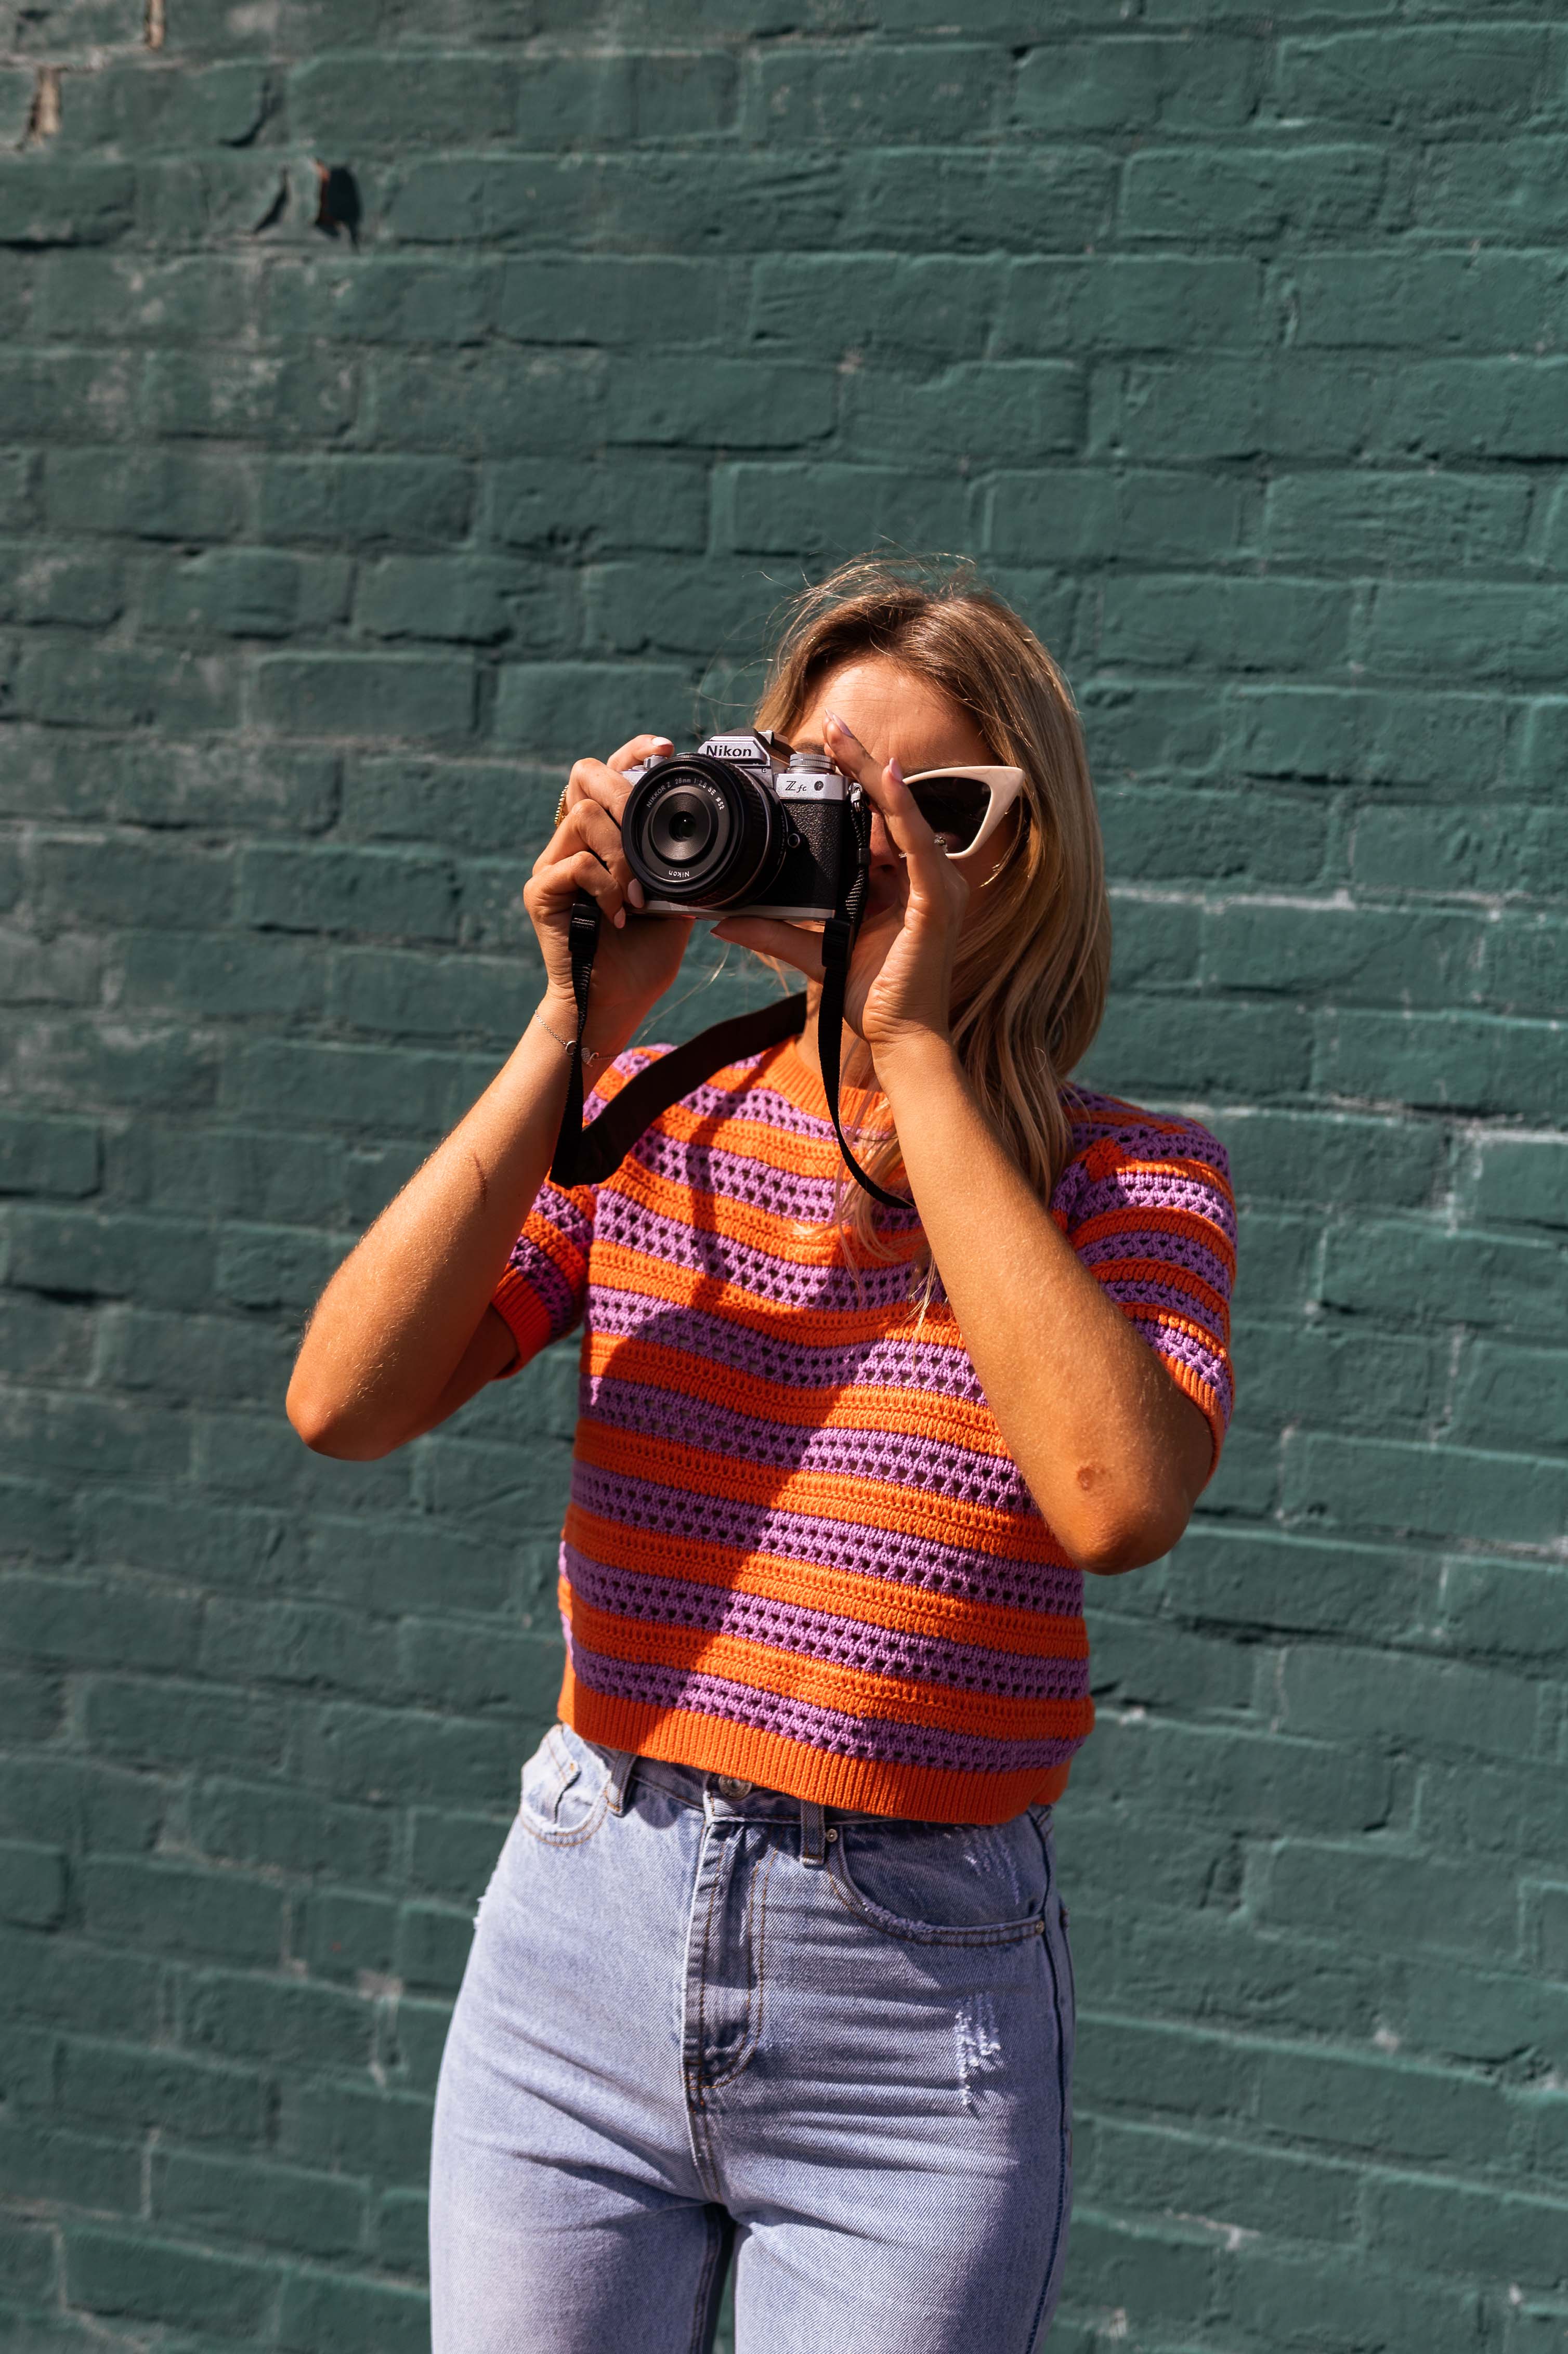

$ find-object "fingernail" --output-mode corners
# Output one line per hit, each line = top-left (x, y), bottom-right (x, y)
(628, 878), (645, 909)
(888, 757), (904, 784)
(614, 908), (625, 929)
(825, 712), (844, 732)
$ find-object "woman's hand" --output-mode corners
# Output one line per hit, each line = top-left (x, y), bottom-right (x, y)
(713, 712), (970, 1062)
(524, 733), (695, 1060)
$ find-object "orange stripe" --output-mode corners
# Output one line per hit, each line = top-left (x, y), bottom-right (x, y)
(1075, 1200), (1237, 1277)
(559, 1668), (1078, 1823)
(1121, 1302), (1230, 1364)
(654, 1094), (864, 1184)
(589, 1240), (966, 1351)
(565, 1504), (1086, 1656)
(612, 1150), (921, 1270)
(584, 1329), (1011, 1457)
(574, 1418), (1063, 1562)
(1091, 1253), (1232, 1333)
(561, 1585), (1092, 1743)
(523, 1208), (588, 1296)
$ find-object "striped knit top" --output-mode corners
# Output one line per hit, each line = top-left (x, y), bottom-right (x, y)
(491, 1034), (1237, 1825)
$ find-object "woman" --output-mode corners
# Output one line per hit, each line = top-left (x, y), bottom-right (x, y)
(287, 558), (1237, 2352)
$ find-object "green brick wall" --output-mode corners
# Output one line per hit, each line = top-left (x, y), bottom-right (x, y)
(2, 4), (1566, 2347)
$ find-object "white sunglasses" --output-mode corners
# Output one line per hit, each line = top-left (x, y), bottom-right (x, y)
(898, 766), (1027, 867)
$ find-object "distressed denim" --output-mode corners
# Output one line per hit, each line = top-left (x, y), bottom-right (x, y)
(429, 1719), (1076, 2352)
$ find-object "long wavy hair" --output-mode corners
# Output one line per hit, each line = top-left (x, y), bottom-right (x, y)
(750, 555), (1112, 1267)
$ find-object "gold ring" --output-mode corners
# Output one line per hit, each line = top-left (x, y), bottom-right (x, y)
(554, 786), (570, 828)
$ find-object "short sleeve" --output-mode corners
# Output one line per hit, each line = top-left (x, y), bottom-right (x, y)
(1054, 1110), (1237, 1473)
(489, 1045), (668, 1378)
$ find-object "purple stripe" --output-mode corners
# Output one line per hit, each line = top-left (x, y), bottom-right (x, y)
(595, 1194), (920, 1314)
(1077, 1207), (1236, 1284)
(507, 1244), (579, 1340)
(1063, 1089), (1232, 1170)
(1088, 1261), (1231, 1329)
(669, 1071), (834, 1140)
(564, 1546), (1088, 1701)
(567, 1464), (1083, 1617)
(582, 1373), (1036, 1514)
(586, 1290), (989, 1403)
(566, 1634), (1083, 1776)
(530, 1181), (596, 1253)
(634, 1124), (847, 1224)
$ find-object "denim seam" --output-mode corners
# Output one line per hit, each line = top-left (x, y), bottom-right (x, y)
(700, 1838), (776, 2096)
(685, 2203), (727, 2354)
(688, 1826), (731, 2109)
(1025, 1821), (1073, 2354)
(516, 1784), (611, 1847)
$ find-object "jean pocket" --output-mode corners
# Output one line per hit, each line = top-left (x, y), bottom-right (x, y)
(517, 1722), (611, 1848)
(829, 1809), (1052, 1947)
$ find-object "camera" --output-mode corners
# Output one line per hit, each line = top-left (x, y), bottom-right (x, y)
(621, 730), (854, 921)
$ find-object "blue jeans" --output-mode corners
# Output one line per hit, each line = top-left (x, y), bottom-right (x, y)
(429, 1720), (1077, 2352)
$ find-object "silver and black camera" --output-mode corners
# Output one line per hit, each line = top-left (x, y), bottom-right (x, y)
(621, 730), (855, 920)
(554, 727), (900, 1207)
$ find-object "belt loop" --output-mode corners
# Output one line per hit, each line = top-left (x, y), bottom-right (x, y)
(799, 1798), (827, 1868)
(603, 1748), (638, 1817)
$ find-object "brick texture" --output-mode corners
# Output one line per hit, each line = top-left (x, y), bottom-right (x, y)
(2, 6), (1566, 2351)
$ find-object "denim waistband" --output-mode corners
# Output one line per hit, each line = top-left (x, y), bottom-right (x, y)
(584, 1741), (883, 1822)
(577, 1734), (1041, 1841)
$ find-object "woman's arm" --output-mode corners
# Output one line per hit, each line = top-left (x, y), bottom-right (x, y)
(873, 1036), (1214, 1574)
(285, 735), (692, 1461)
(718, 713), (1214, 1575)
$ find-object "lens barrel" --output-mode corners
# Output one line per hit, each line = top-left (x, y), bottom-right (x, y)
(622, 754), (782, 909)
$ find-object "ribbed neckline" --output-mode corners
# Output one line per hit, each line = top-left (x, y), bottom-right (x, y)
(774, 1034), (891, 1134)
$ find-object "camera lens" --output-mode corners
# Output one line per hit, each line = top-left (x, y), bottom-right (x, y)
(623, 755), (782, 909)
(649, 789), (715, 865)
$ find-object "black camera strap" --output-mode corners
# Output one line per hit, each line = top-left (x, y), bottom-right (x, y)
(548, 895), (809, 1189)
(547, 783), (913, 1211)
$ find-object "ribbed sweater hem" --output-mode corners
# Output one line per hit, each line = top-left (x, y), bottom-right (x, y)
(558, 1661), (1076, 1825)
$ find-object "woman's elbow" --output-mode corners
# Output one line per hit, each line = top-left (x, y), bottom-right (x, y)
(1060, 1484), (1194, 1577)
(285, 1379), (402, 1462)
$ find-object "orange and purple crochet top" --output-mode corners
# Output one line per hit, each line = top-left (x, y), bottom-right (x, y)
(491, 1035), (1236, 1826)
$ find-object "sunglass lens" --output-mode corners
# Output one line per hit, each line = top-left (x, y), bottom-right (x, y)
(906, 777), (990, 851)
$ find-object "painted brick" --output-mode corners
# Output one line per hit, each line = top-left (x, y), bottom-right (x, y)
(252, 654), (478, 744)
(6, 15), (1568, 2353)
(751, 42), (1007, 144)
(1277, 29), (1549, 132)
(64, 2225), (279, 2336)
(1262, 472), (1532, 571)
(277, 2266), (430, 2354)
(1120, 145), (1387, 243)
(1284, 251), (1568, 354)
(1017, 36), (1262, 135)
(152, 2149), (367, 2260)
(1313, 1009), (1563, 1121)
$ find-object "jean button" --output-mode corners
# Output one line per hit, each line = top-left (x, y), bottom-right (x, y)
(714, 1774), (752, 1799)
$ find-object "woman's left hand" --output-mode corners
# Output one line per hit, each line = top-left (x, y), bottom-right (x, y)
(712, 712), (970, 1063)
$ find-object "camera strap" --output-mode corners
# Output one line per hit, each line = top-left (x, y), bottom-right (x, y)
(548, 893), (811, 1189)
(547, 782), (913, 1211)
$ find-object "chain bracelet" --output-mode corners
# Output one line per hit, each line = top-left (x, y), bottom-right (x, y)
(533, 1012), (603, 1065)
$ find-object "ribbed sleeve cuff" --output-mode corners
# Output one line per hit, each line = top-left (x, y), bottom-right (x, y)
(490, 1266), (555, 1377)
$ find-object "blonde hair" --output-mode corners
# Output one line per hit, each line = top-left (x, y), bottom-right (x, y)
(752, 555), (1112, 1267)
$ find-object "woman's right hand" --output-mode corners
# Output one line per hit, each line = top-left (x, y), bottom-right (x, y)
(522, 733), (695, 1061)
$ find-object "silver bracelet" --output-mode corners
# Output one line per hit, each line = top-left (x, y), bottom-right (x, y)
(534, 1011), (603, 1065)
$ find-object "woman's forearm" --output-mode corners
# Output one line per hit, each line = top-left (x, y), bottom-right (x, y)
(877, 1035), (1212, 1575)
(285, 996), (583, 1458)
